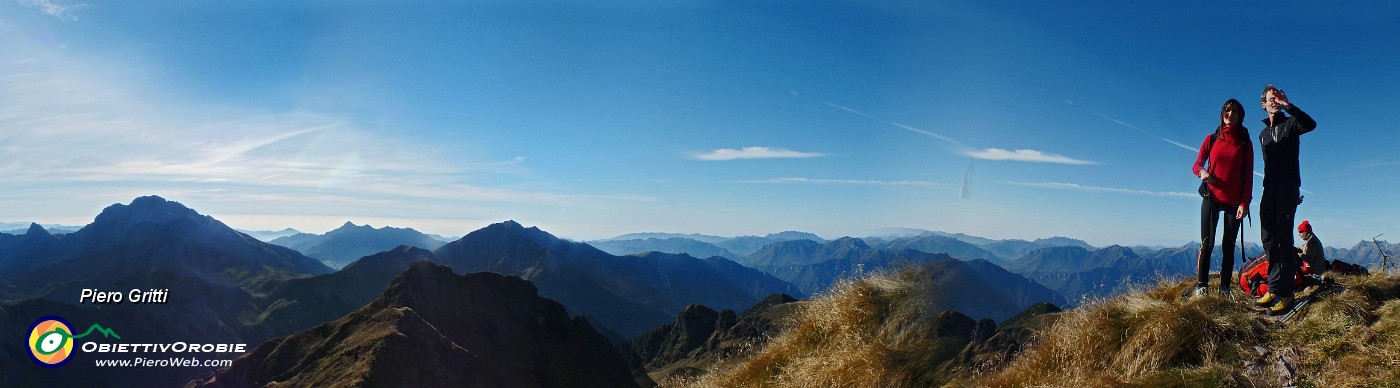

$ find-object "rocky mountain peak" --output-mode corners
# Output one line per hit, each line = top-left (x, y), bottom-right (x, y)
(1096, 244), (1139, 258)
(338, 221), (364, 229)
(829, 236), (870, 250)
(91, 195), (208, 229)
(462, 220), (562, 247)
(24, 222), (52, 238)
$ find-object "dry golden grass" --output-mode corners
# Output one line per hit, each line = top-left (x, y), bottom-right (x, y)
(680, 269), (944, 388)
(681, 270), (1400, 388)
(967, 273), (1400, 387)
(1274, 274), (1400, 387)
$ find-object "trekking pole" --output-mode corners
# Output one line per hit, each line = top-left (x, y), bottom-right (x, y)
(1374, 234), (1392, 274)
(1242, 213), (1251, 264)
(1236, 214), (1246, 298)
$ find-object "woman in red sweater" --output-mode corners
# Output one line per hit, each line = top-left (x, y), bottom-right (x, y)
(1191, 99), (1254, 297)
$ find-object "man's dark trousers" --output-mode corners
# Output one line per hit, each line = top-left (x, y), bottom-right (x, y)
(1261, 186), (1299, 297)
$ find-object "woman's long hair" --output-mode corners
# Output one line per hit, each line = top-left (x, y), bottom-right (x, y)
(1214, 99), (1248, 142)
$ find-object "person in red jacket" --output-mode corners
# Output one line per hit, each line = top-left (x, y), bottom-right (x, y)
(1191, 99), (1254, 298)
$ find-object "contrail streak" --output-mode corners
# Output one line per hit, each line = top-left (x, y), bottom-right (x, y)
(1092, 111), (1197, 152)
(821, 101), (970, 149)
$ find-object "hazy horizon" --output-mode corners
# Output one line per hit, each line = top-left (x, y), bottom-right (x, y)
(2, 195), (1391, 249)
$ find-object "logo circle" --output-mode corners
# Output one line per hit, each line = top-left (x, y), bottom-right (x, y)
(28, 316), (75, 368)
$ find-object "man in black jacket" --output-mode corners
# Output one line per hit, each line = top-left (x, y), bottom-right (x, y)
(1253, 84), (1317, 315)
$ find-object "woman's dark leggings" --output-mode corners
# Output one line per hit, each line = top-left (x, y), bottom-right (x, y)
(1198, 197), (1242, 288)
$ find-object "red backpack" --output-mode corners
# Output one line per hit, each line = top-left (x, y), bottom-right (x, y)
(1238, 252), (1317, 297)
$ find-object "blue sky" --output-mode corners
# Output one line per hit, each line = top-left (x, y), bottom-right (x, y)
(1, 1), (1397, 247)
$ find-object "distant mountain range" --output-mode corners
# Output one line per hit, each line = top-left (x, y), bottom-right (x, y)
(719, 232), (827, 256)
(0, 222), (82, 235)
(591, 231), (827, 258)
(602, 228), (1358, 310)
(1007, 245), (1218, 305)
(599, 232), (730, 244)
(979, 238), (1094, 261)
(589, 237), (742, 261)
(270, 221), (448, 269)
(435, 221), (801, 337)
(594, 229), (1099, 273)
(743, 237), (1064, 320)
(233, 227), (302, 242)
(1326, 240), (1400, 269)
(568, 234), (1068, 316)
(871, 234), (1011, 267)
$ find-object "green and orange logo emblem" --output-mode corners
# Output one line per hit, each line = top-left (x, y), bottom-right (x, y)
(29, 316), (75, 367)
(27, 315), (121, 368)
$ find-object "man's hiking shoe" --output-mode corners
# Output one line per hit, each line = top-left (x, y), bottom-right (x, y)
(1255, 292), (1276, 307)
(1193, 287), (1209, 298)
(1218, 288), (1233, 300)
(1267, 295), (1295, 316)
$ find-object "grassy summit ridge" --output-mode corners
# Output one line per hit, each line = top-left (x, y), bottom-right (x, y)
(686, 269), (1400, 387)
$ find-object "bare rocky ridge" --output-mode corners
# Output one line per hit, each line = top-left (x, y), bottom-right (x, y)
(192, 261), (639, 387)
(620, 294), (802, 384)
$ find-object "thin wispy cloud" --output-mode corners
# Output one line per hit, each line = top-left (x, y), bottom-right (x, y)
(1004, 181), (1196, 199)
(741, 177), (941, 186)
(690, 146), (826, 161)
(1092, 111), (1197, 152)
(205, 124), (339, 164)
(18, 0), (88, 21)
(0, 34), (650, 223)
(960, 148), (1097, 165)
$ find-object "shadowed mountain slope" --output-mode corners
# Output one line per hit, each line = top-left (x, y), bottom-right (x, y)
(0, 196), (331, 297)
(193, 261), (639, 387)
